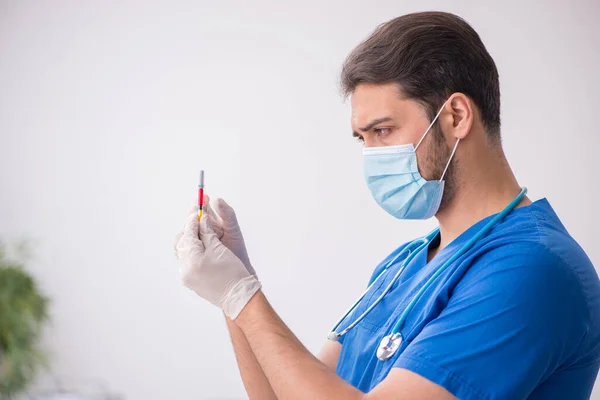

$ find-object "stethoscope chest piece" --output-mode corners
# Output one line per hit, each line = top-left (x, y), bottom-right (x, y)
(376, 332), (403, 360)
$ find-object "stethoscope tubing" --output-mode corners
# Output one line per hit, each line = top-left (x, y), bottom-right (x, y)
(328, 187), (528, 344)
(328, 233), (435, 339)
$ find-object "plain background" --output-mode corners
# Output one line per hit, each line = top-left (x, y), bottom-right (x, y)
(1, 0), (598, 399)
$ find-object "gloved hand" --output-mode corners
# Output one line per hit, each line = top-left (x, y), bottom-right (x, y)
(177, 196), (256, 278)
(174, 207), (261, 319)
(211, 197), (257, 277)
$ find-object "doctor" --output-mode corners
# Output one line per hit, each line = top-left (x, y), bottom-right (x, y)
(174, 11), (600, 400)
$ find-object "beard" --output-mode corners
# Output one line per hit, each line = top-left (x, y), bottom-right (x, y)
(419, 125), (459, 213)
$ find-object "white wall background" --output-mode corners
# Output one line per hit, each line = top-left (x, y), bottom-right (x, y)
(1, 0), (598, 399)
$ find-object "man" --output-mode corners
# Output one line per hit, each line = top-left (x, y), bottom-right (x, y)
(174, 11), (600, 400)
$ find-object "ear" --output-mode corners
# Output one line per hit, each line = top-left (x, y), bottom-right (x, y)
(439, 93), (473, 141)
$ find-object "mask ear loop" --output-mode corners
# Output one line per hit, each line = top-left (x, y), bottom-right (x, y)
(414, 100), (449, 152)
(440, 138), (460, 181)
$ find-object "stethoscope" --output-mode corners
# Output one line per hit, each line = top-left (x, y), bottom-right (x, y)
(328, 187), (528, 361)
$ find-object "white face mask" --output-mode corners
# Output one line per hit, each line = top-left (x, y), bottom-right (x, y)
(362, 100), (459, 219)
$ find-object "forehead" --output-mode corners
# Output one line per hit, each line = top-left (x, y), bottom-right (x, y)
(350, 82), (410, 128)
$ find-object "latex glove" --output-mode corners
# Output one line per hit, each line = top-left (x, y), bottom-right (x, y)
(175, 208), (261, 319)
(173, 200), (224, 251)
(211, 197), (257, 277)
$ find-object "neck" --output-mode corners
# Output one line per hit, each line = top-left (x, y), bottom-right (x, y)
(433, 151), (531, 253)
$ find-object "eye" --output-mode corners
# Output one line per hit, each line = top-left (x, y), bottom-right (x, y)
(355, 135), (364, 144)
(374, 128), (391, 137)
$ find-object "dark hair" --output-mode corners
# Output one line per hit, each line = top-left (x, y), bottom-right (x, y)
(341, 11), (501, 140)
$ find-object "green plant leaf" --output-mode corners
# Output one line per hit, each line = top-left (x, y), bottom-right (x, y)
(0, 240), (50, 396)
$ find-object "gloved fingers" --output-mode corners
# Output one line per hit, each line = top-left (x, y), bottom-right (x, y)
(203, 194), (218, 222)
(184, 195), (224, 238)
(174, 204), (198, 259)
(199, 213), (220, 248)
(203, 194), (224, 239)
(179, 204), (198, 232)
(173, 232), (184, 259)
(178, 209), (205, 254)
(215, 198), (239, 228)
(210, 215), (224, 240)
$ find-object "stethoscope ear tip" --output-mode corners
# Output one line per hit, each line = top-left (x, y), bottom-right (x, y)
(327, 332), (340, 341)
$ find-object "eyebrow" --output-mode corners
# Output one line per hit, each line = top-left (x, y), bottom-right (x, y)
(352, 117), (393, 137)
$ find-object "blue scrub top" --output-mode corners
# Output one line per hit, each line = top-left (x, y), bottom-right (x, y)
(335, 199), (600, 399)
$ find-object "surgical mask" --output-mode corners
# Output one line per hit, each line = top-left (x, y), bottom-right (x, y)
(363, 101), (459, 219)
